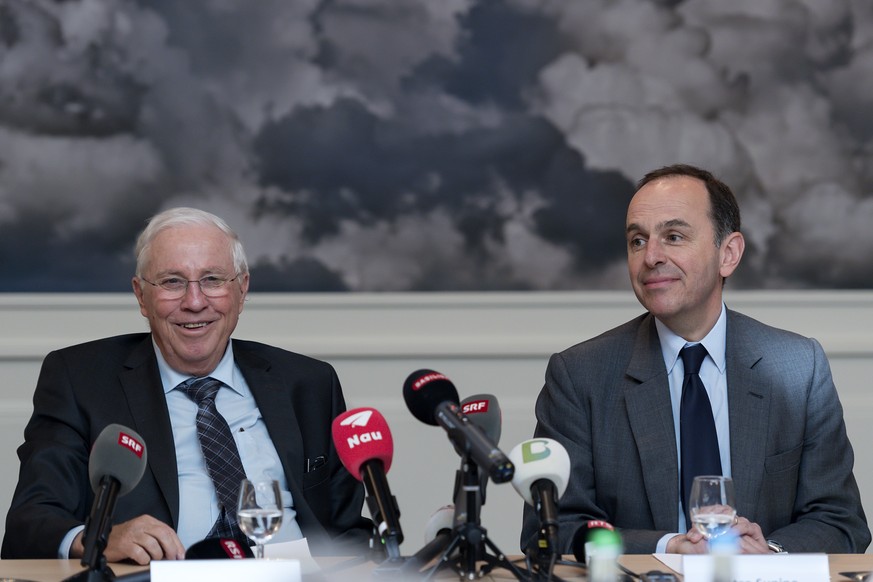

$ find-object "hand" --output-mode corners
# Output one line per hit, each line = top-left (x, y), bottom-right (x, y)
(666, 515), (770, 554)
(731, 515), (769, 554)
(72, 515), (186, 565)
(665, 531), (710, 554)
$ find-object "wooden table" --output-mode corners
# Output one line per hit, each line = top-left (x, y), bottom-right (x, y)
(0, 554), (870, 581)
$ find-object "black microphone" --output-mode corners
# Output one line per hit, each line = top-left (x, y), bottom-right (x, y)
(67, 424), (148, 581)
(402, 370), (514, 484)
(185, 537), (254, 559)
(331, 408), (403, 561)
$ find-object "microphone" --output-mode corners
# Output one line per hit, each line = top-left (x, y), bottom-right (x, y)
(460, 394), (501, 444)
(402, 370), (514, 484)
(331, 407), (404, 560)
(402, 505), (455, 573)
(75, 424), (148, 578)
(508, 438), (571, 555)
(571, 520), (616, 564)
(185, 537), (254, 560)
(456, 394), (502, 512)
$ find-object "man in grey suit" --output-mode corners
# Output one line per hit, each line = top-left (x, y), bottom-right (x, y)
(522, 164), (869, 555)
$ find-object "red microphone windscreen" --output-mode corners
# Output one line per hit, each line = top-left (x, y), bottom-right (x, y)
(331, 407), (394, 480)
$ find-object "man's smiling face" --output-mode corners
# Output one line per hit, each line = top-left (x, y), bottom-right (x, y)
(132, 223), (249, 376)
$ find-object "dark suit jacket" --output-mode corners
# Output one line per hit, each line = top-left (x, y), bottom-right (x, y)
(1, 333), (372, 558)
(521, 310), (870, 554)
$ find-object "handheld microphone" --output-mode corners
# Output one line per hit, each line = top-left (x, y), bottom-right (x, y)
(508, 438), (571, 555)
(80, 424), (148, 574)
(185, 537), (254, 559)
(403, 370), (514, 484)
(331, 407), (403, 560)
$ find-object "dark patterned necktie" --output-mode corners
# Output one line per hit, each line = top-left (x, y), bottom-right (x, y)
(679, 344), (722, 529)
(179, 376), (248, 541)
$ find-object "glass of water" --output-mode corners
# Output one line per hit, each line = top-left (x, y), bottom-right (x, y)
(237, 479), (283, 558)
(689, 475), (737, 541)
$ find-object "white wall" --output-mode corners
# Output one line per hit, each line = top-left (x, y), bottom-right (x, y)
(1, 291), (871, 555)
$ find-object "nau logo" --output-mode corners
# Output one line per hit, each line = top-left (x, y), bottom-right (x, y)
(462, 399), (488, 414)
(340, 409), (373, 428)
(521, 439), (551, 463)
(119, 432), (144, 458)
(346, 431), (383, 449)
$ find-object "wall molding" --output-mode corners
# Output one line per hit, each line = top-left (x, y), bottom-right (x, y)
(2, 290), (871, 359)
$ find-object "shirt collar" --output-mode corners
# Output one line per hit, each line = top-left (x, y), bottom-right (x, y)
(655, 303), (727, 374)
(153, 338), (241, 395)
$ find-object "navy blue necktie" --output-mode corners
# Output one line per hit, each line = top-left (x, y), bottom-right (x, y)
(679, 344), (722, 528)
(179, 377), (248, 542)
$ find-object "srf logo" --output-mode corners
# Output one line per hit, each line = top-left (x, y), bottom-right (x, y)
(521, 439), (551, 463)
(119, 432), (144, 458)
(221, 539), (245, 559)
(462, 400), (488, 414)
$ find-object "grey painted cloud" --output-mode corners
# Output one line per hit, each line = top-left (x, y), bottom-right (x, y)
(0, 0), (870, 291)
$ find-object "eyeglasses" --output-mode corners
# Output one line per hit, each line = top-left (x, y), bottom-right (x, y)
(139, 274), (241, 298)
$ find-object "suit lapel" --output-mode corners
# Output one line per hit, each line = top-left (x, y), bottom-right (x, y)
(624, 316), (680, 530)
(234, 343), (305, 507)
(725, 311), (769, 518)
(119, 337), (180, 527)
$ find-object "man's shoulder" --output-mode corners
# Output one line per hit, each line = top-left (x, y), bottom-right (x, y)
(50, 333), (150, 355)
(231, 338), (333, 369)
(557, 312), (650, 357)
(726, 309), (812, 344)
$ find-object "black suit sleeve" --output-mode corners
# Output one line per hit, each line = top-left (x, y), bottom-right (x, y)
(2, 348), (96, 558)
(296, 363), (372, 555)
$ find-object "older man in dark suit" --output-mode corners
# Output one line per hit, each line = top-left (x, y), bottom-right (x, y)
(2, 207), (371, 563)
(522, 164), (869, 555)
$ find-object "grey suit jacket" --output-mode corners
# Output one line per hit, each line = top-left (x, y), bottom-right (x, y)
(2, 333), (372, 558)
(521, 310), (870, 554)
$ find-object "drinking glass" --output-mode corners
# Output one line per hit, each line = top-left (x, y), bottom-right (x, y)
(237, 479), (283, 558)
(689, 475), (737, 540)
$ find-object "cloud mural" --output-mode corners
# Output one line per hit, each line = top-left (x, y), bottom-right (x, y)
(0, 0), (870, 291)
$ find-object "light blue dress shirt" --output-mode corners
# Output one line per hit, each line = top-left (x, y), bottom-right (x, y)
(157, 341), (304, 548)
(654, 303), (732, 551)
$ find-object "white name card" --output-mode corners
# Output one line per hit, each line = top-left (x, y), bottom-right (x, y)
(151, 558), (301, 582)
(682, 553), (829, 582)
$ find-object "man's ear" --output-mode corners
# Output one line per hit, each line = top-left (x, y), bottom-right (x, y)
(719, 232), (745, 279)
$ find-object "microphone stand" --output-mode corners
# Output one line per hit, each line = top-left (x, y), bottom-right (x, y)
(522, 485), (570, 582)
(63, 477), (119, 582)
(419, 456), (530, 581)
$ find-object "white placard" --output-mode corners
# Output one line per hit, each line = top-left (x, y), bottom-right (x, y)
(151, 558), (301, 582)
(681, 553), (829, 582)
(264, 538), (321, 574)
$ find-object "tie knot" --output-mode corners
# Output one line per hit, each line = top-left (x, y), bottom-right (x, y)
(179, 376), (223, 406)
(680, 344), (708, 375)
